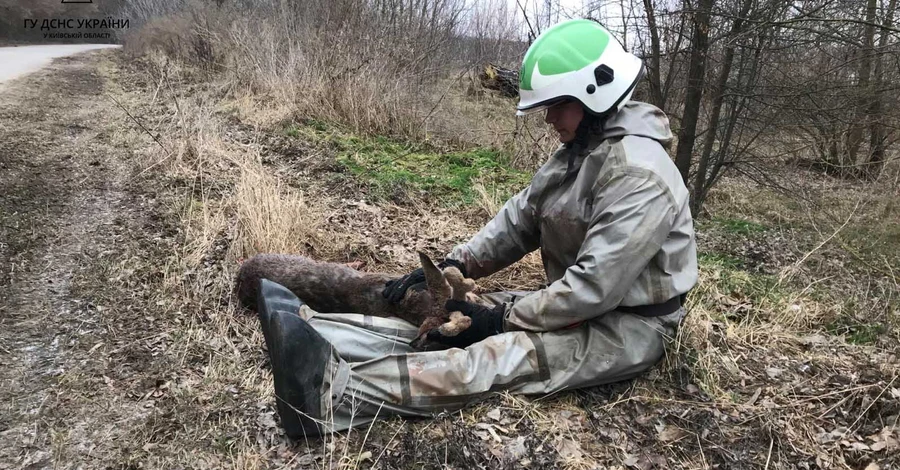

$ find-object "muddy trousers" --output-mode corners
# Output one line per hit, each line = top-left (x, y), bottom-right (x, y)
(302, 292), (685, 433)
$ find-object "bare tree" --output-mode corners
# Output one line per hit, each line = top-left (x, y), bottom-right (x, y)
(866, 0), (899, 175)
(674, 0), (715, 184)
(642, 0), (665, 108)
(690, 0), (751, 211)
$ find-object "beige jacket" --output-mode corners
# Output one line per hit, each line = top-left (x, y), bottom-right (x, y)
(449, 101), (698, 332)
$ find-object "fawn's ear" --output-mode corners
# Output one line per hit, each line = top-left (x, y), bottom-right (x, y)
(418, 252), (444, 289)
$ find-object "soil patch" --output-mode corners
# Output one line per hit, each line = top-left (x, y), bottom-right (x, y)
(0, 51), (176, 468)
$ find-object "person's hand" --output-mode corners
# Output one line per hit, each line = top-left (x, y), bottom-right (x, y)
(426, 299), (505, 348)
(382, 259), (466, 303)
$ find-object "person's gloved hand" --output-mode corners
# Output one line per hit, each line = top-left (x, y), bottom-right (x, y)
(426, 299), (505, 348)
(382, 259), (466, 303)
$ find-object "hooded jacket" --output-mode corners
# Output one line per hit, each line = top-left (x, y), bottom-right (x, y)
(449, 101), (698, 332)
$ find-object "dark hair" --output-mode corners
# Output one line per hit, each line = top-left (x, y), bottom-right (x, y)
(566, 107), (607, 151)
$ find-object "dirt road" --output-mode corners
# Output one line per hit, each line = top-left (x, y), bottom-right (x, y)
(0, 45), (119, 83)
(0, 48), (168, 468)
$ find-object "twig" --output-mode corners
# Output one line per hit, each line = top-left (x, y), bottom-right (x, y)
(791, 383), (882, 404)
(776, 197), (862, 286)
(108, 93), (174, 177)
(371, 420), (406, 468)
(884, 255), (899, 291)
(357, 400), (385, 461)
(109, 93), (170, 156)
(764, 436), (774, 470)
(420, 68), (470, 129)
(515, 0), (538, 42)
(697, 432), (709, 469)
(816, 394), (854, 421)
(845, 375), (897, 435)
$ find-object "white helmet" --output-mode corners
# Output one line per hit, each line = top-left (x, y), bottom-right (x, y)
(517, 19), (644, 116)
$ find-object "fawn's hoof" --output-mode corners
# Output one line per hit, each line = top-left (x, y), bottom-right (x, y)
(257, 278), (330, 439)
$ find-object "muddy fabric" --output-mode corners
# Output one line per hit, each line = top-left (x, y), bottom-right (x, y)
(298, 292), (684, 432)
(448, 101), (698, 332)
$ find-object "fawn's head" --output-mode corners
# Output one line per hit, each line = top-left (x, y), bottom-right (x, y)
(405, 253), (477, 349)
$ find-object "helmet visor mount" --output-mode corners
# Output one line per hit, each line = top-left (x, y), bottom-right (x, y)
(516, 97), (572, 117)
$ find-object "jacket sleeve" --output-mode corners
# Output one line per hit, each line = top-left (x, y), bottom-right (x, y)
(448, 185), (540, 279)
(504, 169), (676, 332)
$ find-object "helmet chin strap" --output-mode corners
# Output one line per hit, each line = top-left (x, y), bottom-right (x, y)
(563, 106), (609, 179)
(565, 107), (608, 150)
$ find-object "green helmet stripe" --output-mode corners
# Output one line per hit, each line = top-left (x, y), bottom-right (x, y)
(520, 19), (611, 91)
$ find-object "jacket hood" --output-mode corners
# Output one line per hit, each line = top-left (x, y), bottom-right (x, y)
(600, 101), (673, 147)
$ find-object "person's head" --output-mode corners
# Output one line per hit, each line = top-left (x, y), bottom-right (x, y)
(544, 100), (584, 143)
(516, 19), (644, 143)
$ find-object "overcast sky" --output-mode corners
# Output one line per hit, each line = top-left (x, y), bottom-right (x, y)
(508, 0), (633, 41)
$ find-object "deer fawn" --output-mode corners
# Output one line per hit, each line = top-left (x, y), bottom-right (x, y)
(235, 252), (478, 349)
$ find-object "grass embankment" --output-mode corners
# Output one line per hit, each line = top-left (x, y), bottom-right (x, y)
(95, 50), (900, 469)
(284, 120), (531, 207)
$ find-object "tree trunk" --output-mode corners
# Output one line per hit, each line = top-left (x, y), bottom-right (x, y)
(845, 0), (878, 168)
(642, 0), (665, 108)
(706, 23), (772, 192)
(661, 12), (688, 109)
(674, 0), (715, 186)
(867, 0), (898, 177)
(692, 0), (752, 212)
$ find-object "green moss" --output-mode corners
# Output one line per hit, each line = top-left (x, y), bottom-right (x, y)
(697, 255), (785, 322)
(698, 251), (744, 269)
(826, 318), (886, 344)
(710, 217), (767, 235)
(284, 122), (531, 206)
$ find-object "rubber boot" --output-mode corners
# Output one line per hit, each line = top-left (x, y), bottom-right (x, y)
(256, 278), (331, 439)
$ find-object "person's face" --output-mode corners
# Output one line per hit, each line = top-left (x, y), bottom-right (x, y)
(544, 100), (584, 143)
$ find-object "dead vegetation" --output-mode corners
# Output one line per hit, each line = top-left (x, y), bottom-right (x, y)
(121, 0), (556, 169)
(76, 42), (898, 468)
(1, 1), (898, 467)
(0, 40), (895, 470)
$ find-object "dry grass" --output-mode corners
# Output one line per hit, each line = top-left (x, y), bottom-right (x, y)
(122, 1), (561, 170)
(82, 44), (900, 469)
(230, 168), (322, 259)
(125, 2), (448, 142)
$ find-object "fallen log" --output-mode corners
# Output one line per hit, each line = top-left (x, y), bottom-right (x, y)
(478, 63), (519, 98)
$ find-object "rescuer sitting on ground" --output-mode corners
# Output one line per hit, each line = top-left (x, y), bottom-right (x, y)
(256, 19), (698, 438)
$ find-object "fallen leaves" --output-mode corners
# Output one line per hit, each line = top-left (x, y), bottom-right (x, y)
(868, 426), (899, 452)
(623, 452), (669, 470)
(504, 435), (528, 460)
(473, 422), (503, 443)
(745, 387), (763, 406)
(799, 334), (829, 346)
(554, 435), (585, 461)
(656, 423), (689, 443)
(765, 367), (784, 379)
(356, 450), (373, 463)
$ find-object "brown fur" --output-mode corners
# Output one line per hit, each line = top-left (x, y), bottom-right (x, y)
(235, 252), (478, 349)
